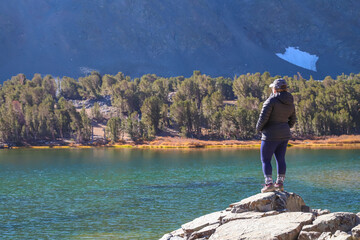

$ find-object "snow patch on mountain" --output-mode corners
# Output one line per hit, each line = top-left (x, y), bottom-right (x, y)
(276, 47), (319, 71)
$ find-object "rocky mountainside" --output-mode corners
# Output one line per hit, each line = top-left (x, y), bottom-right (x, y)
(1, 0), (360, 81)
(160, 191), (360, 240)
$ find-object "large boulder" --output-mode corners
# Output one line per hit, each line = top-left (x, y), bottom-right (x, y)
(220, 211), (271, 224)
(298, 231), (323, 240)
(159, 192), (358, 240)
(159, 228), (185, 240)
(329, 230), (352, 240)
(170, 228), (185, 237)
(312, 209), (331, 217)
(298, 230), (353, 240)
(352, 224), (360, 240)
(181, 211), (224, 236)
(301, 212), (358, 234)
(159, 233), (184, 240)
(209, 212), (314, 240)
(188, 223), (220, 240)
(229, 191), (309, 213)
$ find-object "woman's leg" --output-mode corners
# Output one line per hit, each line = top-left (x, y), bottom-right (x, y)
(274, 140), (288, 183)
(260, 140), (278, 184)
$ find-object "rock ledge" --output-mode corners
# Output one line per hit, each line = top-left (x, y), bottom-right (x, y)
(160, 191), (360, 240)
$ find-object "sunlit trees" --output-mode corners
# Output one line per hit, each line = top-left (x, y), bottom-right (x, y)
(141, 96), (162, 133)
(126, 112), (145, 142)
(78, 71), (102, 99)
(0, 70), (359, 145)
(106, 117), (122, 143)
(91, 102), (103, 122)
(80, 107), (92, 142)
(101, 74), (117, 95)
(201, 91), (224, 136)
(61, 77), (80, 99)
(43, 75), (57, 98)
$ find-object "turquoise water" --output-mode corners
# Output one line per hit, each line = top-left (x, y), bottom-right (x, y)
(0, 148), (359, 239)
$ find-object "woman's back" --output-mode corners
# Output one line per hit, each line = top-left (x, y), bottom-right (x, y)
(256, 91), (296, 141)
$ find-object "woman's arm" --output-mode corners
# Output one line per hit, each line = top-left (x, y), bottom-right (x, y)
(256, 98), (273, 132)
(288, 108), (297, 128)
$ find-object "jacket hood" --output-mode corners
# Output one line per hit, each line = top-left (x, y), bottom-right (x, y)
(274, 91), (294, 105)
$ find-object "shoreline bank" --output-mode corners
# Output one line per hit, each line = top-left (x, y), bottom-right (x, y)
(2, 135), (360, 150)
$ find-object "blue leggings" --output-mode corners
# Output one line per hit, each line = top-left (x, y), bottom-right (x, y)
(260, 140), (288, 177)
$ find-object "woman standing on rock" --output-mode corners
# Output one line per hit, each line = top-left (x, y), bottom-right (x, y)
(256, 78), (296, 193)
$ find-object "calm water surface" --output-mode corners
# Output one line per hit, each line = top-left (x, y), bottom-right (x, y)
(0, 148), (359, 239)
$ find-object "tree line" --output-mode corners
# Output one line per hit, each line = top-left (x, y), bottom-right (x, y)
(0, 71), (359, 144)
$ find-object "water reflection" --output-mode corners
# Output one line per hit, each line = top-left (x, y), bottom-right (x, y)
(0, 148), (359, 239)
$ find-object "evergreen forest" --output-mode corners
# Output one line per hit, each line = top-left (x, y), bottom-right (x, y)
(0, 71), (359, 145)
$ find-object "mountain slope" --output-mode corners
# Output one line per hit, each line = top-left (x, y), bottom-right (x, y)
(0, 0), (359, 81)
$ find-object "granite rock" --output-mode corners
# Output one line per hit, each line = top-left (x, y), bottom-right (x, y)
(159, 233), (185, 240)
(302, 212), (357, 234)
(220, 211), (266, 224)
(312, 209), (331, 217)
(159, 192), (358, 240)
(298, 230), (322, 240)
(170, 228), (185, 238)
(160, 228), (185, 240)
(181, 211), (223, 235)
(318, 232), (332, 240)
(159, 233), (172, 240)
(327, 230), (352, 240)
(229, 191), (308, 213)
(209, 212), (314, 240)
(352, 224), (360, 240)
(170, 237), (185, 240)
(188, 223), (219, 240)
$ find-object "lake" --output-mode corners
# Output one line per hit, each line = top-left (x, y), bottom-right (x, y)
(0, 148), (359, 239)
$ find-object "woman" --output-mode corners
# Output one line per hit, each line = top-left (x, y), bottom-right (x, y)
(256, 78), (296, 193)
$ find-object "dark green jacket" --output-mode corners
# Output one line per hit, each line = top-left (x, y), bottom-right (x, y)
(256, 91), (297, 141)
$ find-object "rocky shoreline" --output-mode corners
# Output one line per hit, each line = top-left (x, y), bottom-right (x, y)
(160, 191), (360, 240)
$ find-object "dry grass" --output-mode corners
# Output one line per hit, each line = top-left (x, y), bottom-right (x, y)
(112, 144), (133, 148)
(289, 135), (360, 148)
(5, 135), (360, 150)
(139, 135), (360, 149)
(52, 146), (71, 149)
(144, 136), (260, 148)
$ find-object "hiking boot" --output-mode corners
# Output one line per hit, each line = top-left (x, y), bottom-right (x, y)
(274, 182), (284, 191)
(261, 183), (275, 193)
